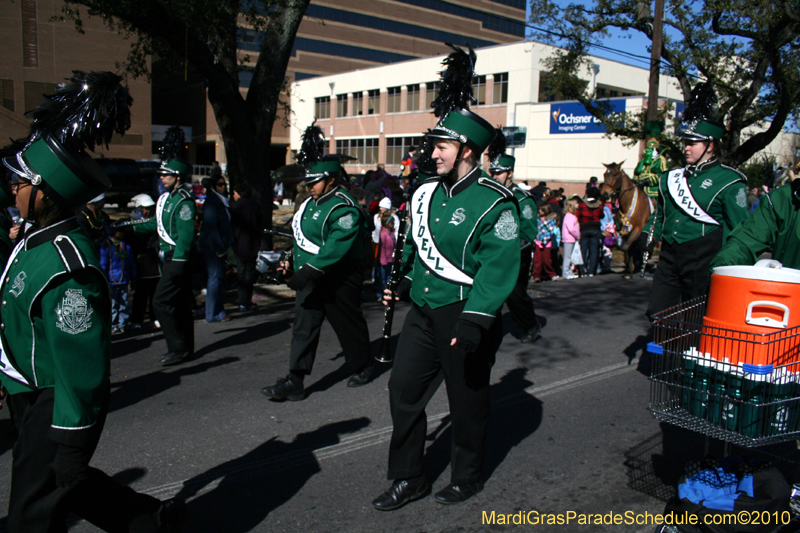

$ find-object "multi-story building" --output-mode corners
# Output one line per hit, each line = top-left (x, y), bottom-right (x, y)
(190, 0), (528, 166)
(0, 0), (152, 160)
(289, 40), (799, 192)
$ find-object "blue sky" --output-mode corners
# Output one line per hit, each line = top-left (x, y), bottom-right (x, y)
(526, 1), (664, 69)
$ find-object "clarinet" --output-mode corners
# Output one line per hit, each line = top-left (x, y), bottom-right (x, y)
(375, 195), (411, 363)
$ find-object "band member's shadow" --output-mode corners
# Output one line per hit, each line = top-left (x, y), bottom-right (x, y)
(111, 331), (165, 359)
(109, 357), (239, 413)
(188, 316), (293, 362)
(176, 417), (370, 532)
(304, 335), (395, 398)
(625, 331), (652, 368)
(422, 367), (542, 485)
(501, 312), (547, 342)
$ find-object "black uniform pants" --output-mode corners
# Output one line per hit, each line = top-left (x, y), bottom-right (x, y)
(387, 301), (501, 485)
(130, 277), (159, 325)
(505, 249), (538, 331)
(288, 267), (371, 376)
(646, 230), (723, 320)
(6, 388), (160, 533)
(153, 257), (195, 354)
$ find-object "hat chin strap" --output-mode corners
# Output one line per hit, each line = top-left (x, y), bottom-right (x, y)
(22, 184), (39, 237)
(443, 143), (467, 186)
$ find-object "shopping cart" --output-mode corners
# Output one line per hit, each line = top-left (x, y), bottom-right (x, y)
(647, 296), (800, 448)
(647, 296), (800, 532)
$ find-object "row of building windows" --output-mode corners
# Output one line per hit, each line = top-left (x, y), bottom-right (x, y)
(314, 73), (508, 119)
(331, 136), (428, 166)
(0, 79), (63, 114)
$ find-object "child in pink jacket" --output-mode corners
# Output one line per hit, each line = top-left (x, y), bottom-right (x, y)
(376, 212), (396, 300)
(561, 198), (581, 279)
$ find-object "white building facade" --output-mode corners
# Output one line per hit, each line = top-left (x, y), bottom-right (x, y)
(290, 40), (798, 194)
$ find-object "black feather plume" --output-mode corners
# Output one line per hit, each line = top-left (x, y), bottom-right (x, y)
(0, 138), (29, 160)
(431, 43), (477, 118)
(414, 130), (437, 176)
(487, 127), (507, 164)
(683, 82), (717, 124)
(160, 126), (186, 162)
(296, 123), (326, 169)
(28, 70), (132, 153)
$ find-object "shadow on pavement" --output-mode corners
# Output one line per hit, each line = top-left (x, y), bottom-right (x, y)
(302, 333), (396, 398)
(110, 330), (165, 359)
(190, 316), (293, 362)
(420, 367), (543, 486)
(176, 417), (371, 532)
(109, 357), (240, 413)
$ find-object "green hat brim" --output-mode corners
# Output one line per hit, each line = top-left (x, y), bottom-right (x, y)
(428, 109), (496, 154)
(305, 159), (343, 184)
(159, 158), (192, 176)
(489, 154), (515, 173)
(8, 135), (110, 212)
(681, 119), (724, 142)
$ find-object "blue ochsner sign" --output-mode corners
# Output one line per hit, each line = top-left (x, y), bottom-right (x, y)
(549, 99), (626, 134)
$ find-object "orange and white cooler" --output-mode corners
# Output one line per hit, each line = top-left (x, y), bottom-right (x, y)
(699, 260), (800, 366)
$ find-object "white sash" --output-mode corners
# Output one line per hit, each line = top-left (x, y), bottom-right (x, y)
(0, 240), (33, 387)
(410, 182), (473, 285)
(291, 197), (321, 255)
(156, 193), (177, 246)
(666, 168), (719, 225)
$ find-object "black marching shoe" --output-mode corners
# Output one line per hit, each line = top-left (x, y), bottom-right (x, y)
(347, 362), (375, 388)
(261, 376), (305, 401)
(158, 498), (188, 532)
(434, 481), (484, 504)
(372, 478), (430, 511)
(520, 321), (542, 344)
(161, 351), (191, 367)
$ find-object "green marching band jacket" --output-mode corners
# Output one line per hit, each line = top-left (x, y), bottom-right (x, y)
(291, 187), (365, 272)
(711, 179), (800, 270)
(401, 169), (521, 329)
(512, 185), (537, 245)
(653, 158), (749, 245)
(0, 218), (110, 447)
(131, 186), (196, 260)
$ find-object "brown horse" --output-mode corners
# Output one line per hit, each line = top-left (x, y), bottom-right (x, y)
(601, 162), (655, 274)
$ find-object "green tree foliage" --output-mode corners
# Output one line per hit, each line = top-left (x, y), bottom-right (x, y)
(58, 0), (311, 231)
(739, 153), (777, 189)
(529, 0), (800, 168)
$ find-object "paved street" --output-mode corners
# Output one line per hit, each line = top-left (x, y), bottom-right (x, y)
(1, 272), (798, 532)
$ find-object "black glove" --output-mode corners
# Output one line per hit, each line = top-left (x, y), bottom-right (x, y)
(53, 443), (91, 488)
(452, 320), (483, 353)
(395, 277), (412, 302)
(287, 265), (323, 291)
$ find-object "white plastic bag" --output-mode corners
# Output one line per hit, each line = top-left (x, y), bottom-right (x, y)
(571, 245), (584, 266)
